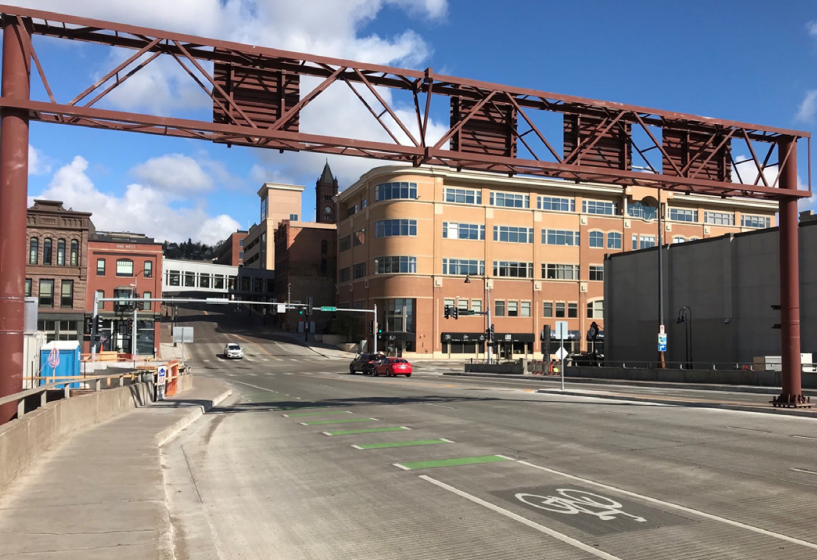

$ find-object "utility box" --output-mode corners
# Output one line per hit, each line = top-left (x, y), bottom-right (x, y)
(753, 354), (815, 373)
(40, 341), (82, 389)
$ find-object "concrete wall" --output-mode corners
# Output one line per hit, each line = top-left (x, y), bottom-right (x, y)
(0, 374), (193, 494)
(605, 220), (817, 365)
(565, 365), (817, 389)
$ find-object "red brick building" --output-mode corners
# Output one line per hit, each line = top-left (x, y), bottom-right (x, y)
(85, 232), (163, 356)
(214, 230), (247, 266)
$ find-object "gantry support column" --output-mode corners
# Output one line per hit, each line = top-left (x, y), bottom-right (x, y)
(774, 137), (810, 407)
(0, 16), (31, 424)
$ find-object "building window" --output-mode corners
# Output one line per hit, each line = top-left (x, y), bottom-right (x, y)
(673, 236), (686, 244)
(494, 226), (534, 243)
(260, 195), (268, 221)
(116, 259), (134, 276)
(582, 200), (617, 215)
(607, 232), (622, 249)
(361, 198), (367, 209)
(521, 301), (531, 317)
(507, 301), (519, 317)
(543, 263), (579, 280)
(495, 300), (506, 317)
(589, 265), (604, 281)
(144, 261), (153, 278)
(490, 192), (529, 208)
(290, 214), (299, 221)
(543, 229), (579, 246)
(587, 300), (604, 319)
(443, 222), (485, 240)
(588, 231), (604, 248)
(184, 272), (195, 287)
(742, 215), (771, 228)
(632, 234), (638, 250)
(444, 187), (482, 205)
(339, 267), (351, 282)
(689, 237), (700, 241)
(385, 298), (415, 333)
(669, 208), (697, 222)
(346, 203), (359, 218)
(43, 238), (52, 265)
(96, 259), (106, 276)
(238, 238), (244, 247)
(375, 256), (417, 274)
(375, 182), (418, 201)
(200, 274), (210, 288)
(568, 302), (578, 318)
(471, 299), (482, 314)
(627, 201), (657, 220)
(57, 239), (66, 266)
(538, 196), (575, 212)
(353, 262), (367, 279)
(639, 235), (656, 249)
(96, 290), (104, 310)
(60, 280), (73, 308)
(443, 258), (484, 276)
(354, 228), (365, 246)
(374, 219), (417, 238)
(493, 261), (533, 278)
(543, 302), (553, 317)
(444, 297), (455, 312)
(39, 279), (54, 307)
(29, 237), (38, 265)
(168, 271), (180, 286)
(57, 320), (78, 342)
(143, 291), (152, 311)
(340, 235), (351, 252)
(25, 278), (31, 298)
(704, 211), (734, 226)
(214, 275), (225, 289)
(555, 302), (566, 318)
(70, 240), (79, 266)
(457, 298), (468, 313)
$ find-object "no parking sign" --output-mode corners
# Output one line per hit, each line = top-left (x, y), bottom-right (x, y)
(156, 366), (167, 401)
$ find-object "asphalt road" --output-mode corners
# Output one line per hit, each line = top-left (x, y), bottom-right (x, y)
(163, 305), (817, 559)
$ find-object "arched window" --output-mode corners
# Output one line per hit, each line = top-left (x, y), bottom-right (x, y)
(28, 237), (38, 265)
(43, 238), (52, 265)
(57, 239), (66, 266)
(70, 240), (79, 266)
(588, 231), (604, 248)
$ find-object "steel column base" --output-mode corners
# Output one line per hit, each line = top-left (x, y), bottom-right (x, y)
(771, 394), (812, 408)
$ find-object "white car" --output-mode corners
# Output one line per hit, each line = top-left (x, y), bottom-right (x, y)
(224, 343), (244, 359)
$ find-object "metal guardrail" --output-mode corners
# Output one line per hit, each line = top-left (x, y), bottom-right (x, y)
(568, 360), (817, 372)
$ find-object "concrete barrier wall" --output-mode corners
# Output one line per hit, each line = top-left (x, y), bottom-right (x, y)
(465, 363), (524, 374)
(565, 366), (817, 388)
(0, 375), (191, 494)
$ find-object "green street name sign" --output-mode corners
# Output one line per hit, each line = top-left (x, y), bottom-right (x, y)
(320, 306), (338, 311)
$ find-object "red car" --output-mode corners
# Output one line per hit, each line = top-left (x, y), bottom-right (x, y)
(370, 357), (412, 377)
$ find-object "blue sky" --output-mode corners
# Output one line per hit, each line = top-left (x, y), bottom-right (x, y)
(13, 0), (817, 243)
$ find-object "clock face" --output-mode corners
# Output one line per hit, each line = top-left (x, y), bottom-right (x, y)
(324, 206), (333, 215)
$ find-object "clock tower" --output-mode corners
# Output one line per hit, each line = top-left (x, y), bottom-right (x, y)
(316, 161), (339, 224)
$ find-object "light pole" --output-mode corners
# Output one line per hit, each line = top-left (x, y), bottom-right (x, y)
(676, 306), (692, 369)
(129, 269), (148, 367)
(465, 274), (492, 362)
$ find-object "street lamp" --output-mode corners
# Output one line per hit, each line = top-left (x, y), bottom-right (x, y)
(676, 306), (692, 369)
(464, 273), (492, 363)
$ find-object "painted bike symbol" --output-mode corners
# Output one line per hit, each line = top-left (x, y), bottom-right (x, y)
(515, 489), (647, 523)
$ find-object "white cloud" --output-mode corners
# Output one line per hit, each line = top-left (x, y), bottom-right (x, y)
(28, 145), (51, 175)
(131, 154), (213, 194)
(796, 90), (817, 123)
(34, 156), (240, 244)
(808, 20), (817, 40)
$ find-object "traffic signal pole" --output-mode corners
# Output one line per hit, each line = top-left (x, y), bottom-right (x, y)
(373, 303), (377, 355)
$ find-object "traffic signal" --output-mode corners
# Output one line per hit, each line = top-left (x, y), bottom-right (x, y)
(487, 324), (495, 342)
(368, 320), (374, 335)
(452, 306), (459, 320)
(95, 314), (104, 331)
(306, 296), (313, 316)
(136, 300), (144, 311)
(377, 324), (382, 335)
(444, 305), (450, 319)
(299, 308), (304, 315)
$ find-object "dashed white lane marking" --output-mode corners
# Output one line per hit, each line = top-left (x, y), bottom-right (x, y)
(419, 475), (622, 560)
(790, 467), (817, 476)
(247, 373), (257, 377)
(516, 460), (817, 552)
(283, 372), (293, 375)
(203, 359), (210, 362)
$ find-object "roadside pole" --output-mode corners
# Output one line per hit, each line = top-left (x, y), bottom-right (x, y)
(91, 291), (99, 358)
(560, 329), (565, 391)
(373, 303), (378, 355)
(132, 299), (137, 368)
(486, 281), (492, 363)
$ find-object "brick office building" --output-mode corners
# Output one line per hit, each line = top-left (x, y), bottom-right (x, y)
(86, 232), (163, 356)
(25, 200), (92, 342)
(214, 230), (247, 266)
(336, 166), (777, 359)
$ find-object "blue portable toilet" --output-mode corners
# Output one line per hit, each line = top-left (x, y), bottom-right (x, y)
(40, 341), (82, 389)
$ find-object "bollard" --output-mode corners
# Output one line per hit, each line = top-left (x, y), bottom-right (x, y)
(17, 399), (24, 419)
(94, 379), (101, 392)
(64, 386), (70, 399)
(40, 391), (47, 408)
(119, 375), (124, 387)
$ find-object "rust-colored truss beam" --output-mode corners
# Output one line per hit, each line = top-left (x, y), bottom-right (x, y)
(0, 4), (810, 201)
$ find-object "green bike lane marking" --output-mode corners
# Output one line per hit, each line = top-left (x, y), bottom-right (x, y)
(352, 438), (453, 450)
(394, 455), (512, 471)
(323, 426), (411, 436)
(301, 417), (377, 426)
(284, 410), (352, 417)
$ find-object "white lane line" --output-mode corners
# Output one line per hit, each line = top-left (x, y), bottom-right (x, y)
(440, 438), (454, 443)
(419, 475), (622, 560)
(393, 463), (411, 471)
(231, 380), (277, 393)
(247, 373), (257, 377)
(516, 460), (817, 552)
(203, 359), (210, 362)
(791, 434), (817, 440)
(290, 358), (300, 362)
(790, 467), (817, 476)
(283, 372), (293, 375)
(351, 444), (363, 450)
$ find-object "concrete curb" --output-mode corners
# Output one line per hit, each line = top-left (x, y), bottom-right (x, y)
(535, 388), (817, 418)
(155, 388), (233, 447)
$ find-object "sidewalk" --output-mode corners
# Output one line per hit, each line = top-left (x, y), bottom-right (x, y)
(0, 377), (231, 559)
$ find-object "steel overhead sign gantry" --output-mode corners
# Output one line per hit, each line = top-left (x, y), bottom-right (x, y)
(0, 6), (811, 422)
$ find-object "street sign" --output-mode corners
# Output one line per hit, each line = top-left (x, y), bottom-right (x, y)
(555, 347), (568, 360)
(172, 326), (194, 343)
(156, 366), (167, 401)
(277, 303), (286, 314)
(554, 321), (569, 339)
(658, 333), (667, 352)
(320, 306), (337, 312)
